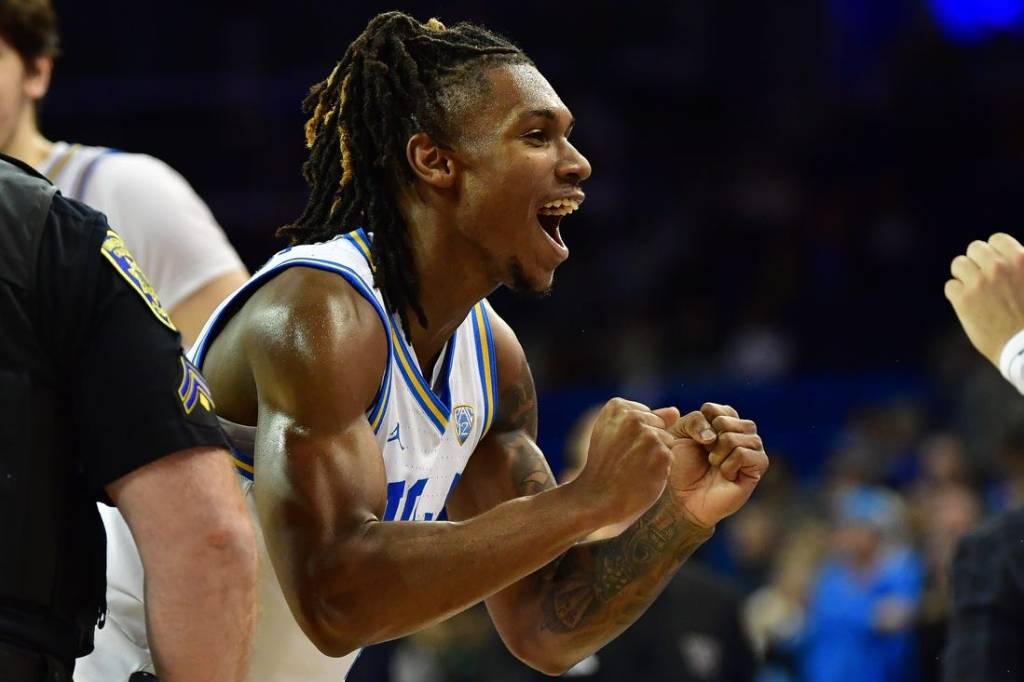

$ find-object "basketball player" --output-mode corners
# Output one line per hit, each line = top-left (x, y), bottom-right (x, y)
(0, 0), (248, 348)
(81, 13), (769, 681)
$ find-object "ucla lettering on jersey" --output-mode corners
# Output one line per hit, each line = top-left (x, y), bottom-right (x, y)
(184, 229), (501, 682)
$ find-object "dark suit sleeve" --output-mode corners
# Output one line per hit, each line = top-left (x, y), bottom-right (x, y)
(33, 194), (227, 501)
(944, 509), (1024, 682)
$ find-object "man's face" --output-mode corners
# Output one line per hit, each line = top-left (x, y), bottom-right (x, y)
(0, 35), (48, 152)
(448, 63), (592, 295)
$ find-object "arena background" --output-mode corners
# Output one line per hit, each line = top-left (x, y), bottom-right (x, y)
(43, 1), (1024, 680)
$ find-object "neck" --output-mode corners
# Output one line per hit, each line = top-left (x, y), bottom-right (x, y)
(400, 204), (497, 367)
(3, 106), (51, 169)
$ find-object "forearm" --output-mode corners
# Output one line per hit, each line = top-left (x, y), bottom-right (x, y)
(306, 483), (596, 653)
(144, 522), (257, 682)
(507, 492), (713, 673)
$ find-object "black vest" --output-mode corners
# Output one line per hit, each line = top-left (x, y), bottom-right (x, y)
(0, 156), (106, 664)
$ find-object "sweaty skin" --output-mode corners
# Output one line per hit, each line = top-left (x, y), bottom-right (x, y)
(200, 62), (768, 674)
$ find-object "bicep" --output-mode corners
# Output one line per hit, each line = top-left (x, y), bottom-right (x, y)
(240, 270), (391, 623)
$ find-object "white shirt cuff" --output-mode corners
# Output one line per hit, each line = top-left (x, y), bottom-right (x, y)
(999, 329), (1024, 393)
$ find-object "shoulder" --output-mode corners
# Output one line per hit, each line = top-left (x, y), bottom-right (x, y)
(242, 266), (388, 422)
(481, 303), (537, 437)
(91, 151), (192, 192)
(482, 302), (526, 388)
(87, 151), (216, 222)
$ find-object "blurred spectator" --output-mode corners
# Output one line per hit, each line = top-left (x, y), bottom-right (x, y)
(913, 482), (980, 680)
(800, 486), (924, 682)
(744, 518), (829, 682)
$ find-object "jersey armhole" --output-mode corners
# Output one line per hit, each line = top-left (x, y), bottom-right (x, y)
(190, 257), (394, 434)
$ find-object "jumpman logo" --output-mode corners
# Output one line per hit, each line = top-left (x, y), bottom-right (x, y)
(387, 423), (406, 450)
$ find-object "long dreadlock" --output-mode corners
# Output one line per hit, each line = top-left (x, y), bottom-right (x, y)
(278, 11), (531, 337)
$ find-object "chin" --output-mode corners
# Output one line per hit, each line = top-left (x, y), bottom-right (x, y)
(507, 258), (555, 299)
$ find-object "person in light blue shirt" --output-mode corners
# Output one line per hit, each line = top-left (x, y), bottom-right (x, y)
(801, 486), (924, 682)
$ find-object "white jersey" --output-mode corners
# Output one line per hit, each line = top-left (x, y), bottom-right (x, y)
(75, 230), (499, 682)
(38, 142), (244, 310)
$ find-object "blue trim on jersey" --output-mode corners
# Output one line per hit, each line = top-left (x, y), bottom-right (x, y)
(437, 334), (458, 410)
(232, 447), (255, 480)
(191, 256), (394, 436)
(389, 323), (452, 434)
(342, 228), (373, 268)
(470, 303), (499, 436)
(481, 303), (498, 428)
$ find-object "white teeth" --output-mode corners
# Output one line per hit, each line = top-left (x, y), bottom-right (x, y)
(538, 197), (581, 216)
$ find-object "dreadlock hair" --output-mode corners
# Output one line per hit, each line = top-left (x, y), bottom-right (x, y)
(278, 12), (532, 338)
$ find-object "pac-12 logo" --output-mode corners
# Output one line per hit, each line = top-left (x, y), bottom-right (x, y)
(453, 405), (475, 445)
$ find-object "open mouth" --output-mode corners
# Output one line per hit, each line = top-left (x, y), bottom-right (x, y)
(537, 212), (565, 246)
(536, 197), (582, 251)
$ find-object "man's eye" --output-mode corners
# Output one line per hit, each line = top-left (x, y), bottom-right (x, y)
(523, 130), (547, 144)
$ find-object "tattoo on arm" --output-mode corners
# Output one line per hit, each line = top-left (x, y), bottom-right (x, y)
(540, 496), (713, 633)
(493, 355), (554, 497)
(493, 356), (538, 439)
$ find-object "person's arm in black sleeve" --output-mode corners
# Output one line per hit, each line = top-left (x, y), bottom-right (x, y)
(34, 195), (257, 682)
(943, 508), (1024, 682)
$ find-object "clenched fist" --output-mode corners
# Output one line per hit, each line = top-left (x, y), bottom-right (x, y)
(662, 403), (769, 529)
(568, 398), (678, 528)
(945, 233), (1024, 368)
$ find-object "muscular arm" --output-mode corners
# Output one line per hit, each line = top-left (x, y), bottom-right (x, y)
(245, 272), (650, 658)
(445, 317), (714, 674)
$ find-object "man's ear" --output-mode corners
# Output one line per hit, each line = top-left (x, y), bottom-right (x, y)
(23, 56), (53, 101)
(406, 132), (456, 189)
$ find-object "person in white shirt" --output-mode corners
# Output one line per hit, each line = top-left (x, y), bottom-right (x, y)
(0, 0), (248, 348)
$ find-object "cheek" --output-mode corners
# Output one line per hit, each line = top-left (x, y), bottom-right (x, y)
(0, 63), (27, 139)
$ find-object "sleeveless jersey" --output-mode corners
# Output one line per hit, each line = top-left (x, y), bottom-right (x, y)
(186, 230), (499, 681)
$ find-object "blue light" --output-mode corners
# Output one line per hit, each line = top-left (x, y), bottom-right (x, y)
(930, 0), (1024, 42)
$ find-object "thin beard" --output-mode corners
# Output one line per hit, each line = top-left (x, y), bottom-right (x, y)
(508, 258), (553, 299)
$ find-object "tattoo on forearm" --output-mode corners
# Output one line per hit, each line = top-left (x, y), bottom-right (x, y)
(541, 497), (712, 633)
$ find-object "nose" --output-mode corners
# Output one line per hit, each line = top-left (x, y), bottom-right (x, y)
(557, 141), (592, 184)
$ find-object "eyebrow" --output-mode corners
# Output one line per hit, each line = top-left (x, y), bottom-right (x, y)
(518, 108), (575, 128)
